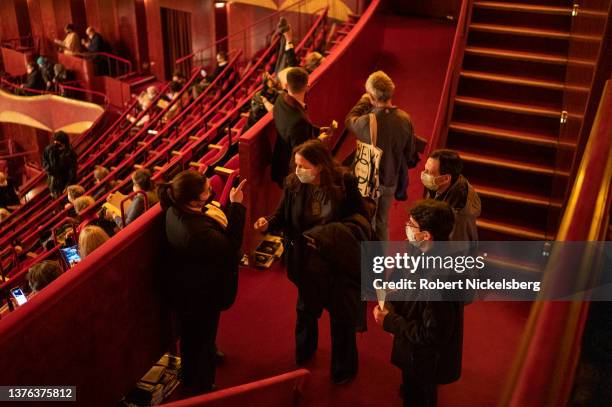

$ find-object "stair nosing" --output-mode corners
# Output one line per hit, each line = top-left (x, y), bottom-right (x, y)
(469, 23), (570, 39)
(477, 219), (548, 240)
(457, 150), (569, 177)
(472, 183), (563, 208)
(465, 46), (568, 65)
(449, 121), (576, 149)
(459, 70), (564, 90)
(454, 95), (560, 118)
(473, 1), (573, 15)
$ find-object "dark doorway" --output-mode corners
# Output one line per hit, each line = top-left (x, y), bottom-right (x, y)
(69, 0), (87, 39)
(161, 7), (193, 79)
(214, 2), (229, 53)
(13, 0), (32, 43)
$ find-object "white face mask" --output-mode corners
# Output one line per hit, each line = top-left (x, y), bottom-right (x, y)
(296, 167), (316, 184)
(421, 171), (440, 191)
(405, 225), (423, 248)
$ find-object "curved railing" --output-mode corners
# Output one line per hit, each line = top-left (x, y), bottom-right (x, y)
(499, 80), (612, 406)
(82, 51), (134, 77)
(1, 35), (40, 52)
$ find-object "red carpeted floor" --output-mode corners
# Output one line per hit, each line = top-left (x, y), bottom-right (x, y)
(204, 15), (531, 406)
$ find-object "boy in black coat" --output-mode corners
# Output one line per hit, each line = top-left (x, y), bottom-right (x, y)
(373, 200), (463, 407)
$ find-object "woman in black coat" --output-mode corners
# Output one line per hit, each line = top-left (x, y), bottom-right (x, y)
(254, 139), (367, 384)
(158, 170), (247, 394)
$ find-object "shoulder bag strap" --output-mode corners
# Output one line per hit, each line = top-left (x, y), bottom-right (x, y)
(368, 112), (377, 147)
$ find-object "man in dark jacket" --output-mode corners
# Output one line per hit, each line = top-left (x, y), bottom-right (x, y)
(21, 62), (45, 94)
(373, 200), (463, 407)
(82, 26), (109, 75)
(271, 67), (326, 187)
(422, 149), (480, 242)
(42, 131), (78, 198)
(345, 70), (415, 241)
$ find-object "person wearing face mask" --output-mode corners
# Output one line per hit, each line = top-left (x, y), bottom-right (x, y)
(107, 169), (159, 228)
(158, 170), (247, 395)
(374, 199), (463, 407)
(271, 67), (329, 188)
(254, 140), (367, 383)
(345, 71), (415, 241)
(421, 150), (480, 242)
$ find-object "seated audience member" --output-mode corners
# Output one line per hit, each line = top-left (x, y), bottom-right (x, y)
(303, 51), (325, 73)
(51, 63), (68, 94)
(73, 195), (116, 237)
(422, 150), (480, 242)
(20, 61), (45, 93)
(209, 51), (234, 85)
(162, 81), (187, 123)
(27, 260), (63, 294)
(127, 98), (153, 128)
(373, 199), (463, 407)
(92, 165), (118, 200)
(0, 171), (20, 210)
(37, 56), (55, 89)
(107, 169), (158, 228)
(192, 69), (211, 99)
(0, 208), (10, 223)
(54, 23), (80, 55)
(64, 184), (85, 214)
(78, 225), (110, 259)
(171, 70), (187, 88)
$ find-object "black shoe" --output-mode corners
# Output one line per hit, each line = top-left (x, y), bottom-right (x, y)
(215, 349), (225, 365)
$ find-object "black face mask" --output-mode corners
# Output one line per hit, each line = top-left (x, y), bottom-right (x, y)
(198, 190), (216, 211)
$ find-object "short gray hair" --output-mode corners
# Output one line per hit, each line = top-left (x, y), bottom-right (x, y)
(365, 71), (395, 102)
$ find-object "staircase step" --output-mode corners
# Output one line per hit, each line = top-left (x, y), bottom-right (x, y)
(465, 46), (567, 64)
(454, 96), (560, 118)
(469, 23), (570, 39)
(472, 183), (563, 208)
(477, 218), (548, 240)
(460, 70), (564, 89)
(448, 122), (575, 149)
(474, 1), (572, 15)
(457, 150), (569, 176)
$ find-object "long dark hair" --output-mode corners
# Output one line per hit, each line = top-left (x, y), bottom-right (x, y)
(286, 140), (347, 202)
(157, 170), (207, 211)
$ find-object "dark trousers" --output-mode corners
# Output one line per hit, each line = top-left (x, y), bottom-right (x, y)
(402, 370), (437, 407)
(295, 296), (358, 381)
(178, 309), (220, 392)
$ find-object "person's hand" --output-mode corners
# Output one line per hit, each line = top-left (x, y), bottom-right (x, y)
(254, 217), (269, 232)
(229, 179), (247, 204)
(64, 203), (72, 210)
(373, 304), (390, 326)
(318, 132), (330, 142)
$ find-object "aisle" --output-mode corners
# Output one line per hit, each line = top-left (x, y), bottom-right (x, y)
(212, 15), (531, 407)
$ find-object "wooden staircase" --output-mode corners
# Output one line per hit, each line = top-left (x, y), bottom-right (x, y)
(446, 0), (590, 240)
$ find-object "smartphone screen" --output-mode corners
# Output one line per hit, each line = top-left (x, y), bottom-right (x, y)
(11, 287), (28, 306)
(60, 245), (82, 267)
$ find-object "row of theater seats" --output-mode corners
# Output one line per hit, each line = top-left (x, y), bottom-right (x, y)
(0, 7), (363, 406)
(0, 11), (331, 319)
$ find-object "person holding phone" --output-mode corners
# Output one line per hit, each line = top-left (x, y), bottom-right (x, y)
(158, 170), (247, 395)
(254, 140), (367, 384)
(26, 260), (63, 296)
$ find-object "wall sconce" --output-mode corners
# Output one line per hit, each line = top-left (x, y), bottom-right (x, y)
(215, 1), (227, 8)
